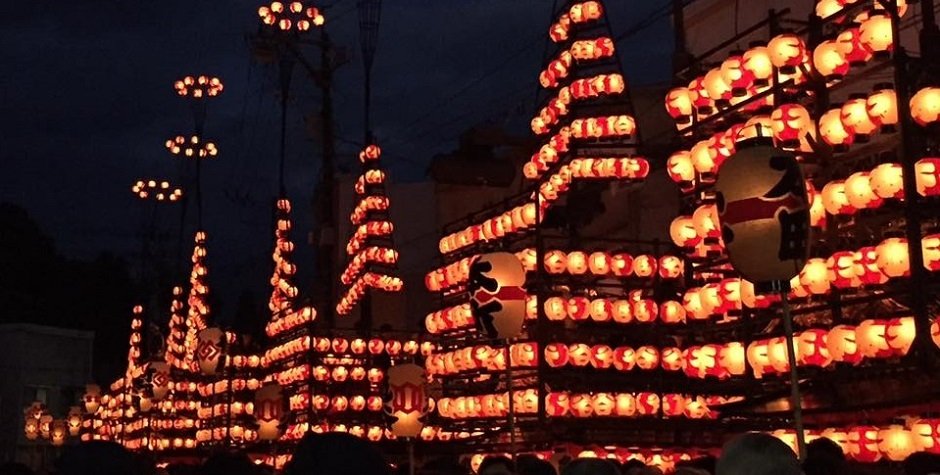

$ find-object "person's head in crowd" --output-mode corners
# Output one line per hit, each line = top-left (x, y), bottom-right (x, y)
(560, 458), (620, 475)
(621, 460), (647, 474)
(479, 456), (514, 475)
(56, 441), (149, 475)
(905, 451), (940, 475)
(716, 433), (801, 475)
(516, 454), (556, 475)
(674, 468), (709, 475)
(686, 455), (715, 475)
(284, 432), (391, 475)
(802, 437), (846, 475)
(202, 450), (261, 475)
(419, 456), (468, 475)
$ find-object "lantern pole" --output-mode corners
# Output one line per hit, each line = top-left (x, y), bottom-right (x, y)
(504, 343), (516, 465)
(880, 0), (935, 364)
(773, 280), (806, 460)
(408, 436), (415, 475)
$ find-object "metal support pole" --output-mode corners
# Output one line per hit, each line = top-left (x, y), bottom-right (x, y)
(408, 437), (415, 475)
(883, 0), (934, 363)
(775, 281), (806, 460)
(505, 344), (516, 463)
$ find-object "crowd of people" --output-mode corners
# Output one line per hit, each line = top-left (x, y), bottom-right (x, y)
(3, 433), (940, 475)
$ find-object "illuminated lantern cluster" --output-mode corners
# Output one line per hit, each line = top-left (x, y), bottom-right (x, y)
(544, 392), (712, 419)
(165, 135), (219, 158)
(345, 221), (394, 254)
(264, 306), (315, 337)
(770, 103), (813, 148)
(567, 157), (650, 180)
(336, 273), (404, 315)
(425, 303), (475, 334)
(425, 256), (474, 292)
(340, 246), (398, 285)
(425, 343), (537, 376)
(548, 1), (604, 43)
(184, 231), (211, 370)
(570, 115), (636, 139)
(526, 129), (570, 175)
(749, 317), (915, 378)
(532, 91), (571, 134)
(436, 390), (538, 419)
(131, 179), (183, 202)
(174, 75), (224, 98)
(437, 203), (539, 255)
(540, 51), (573, 88)
(570, 74), (625, 99)
(269, 199), (299, 314)
(258, 1), (324, 31)
(355, 169), (386, 194)
(570, 38), (615, 61)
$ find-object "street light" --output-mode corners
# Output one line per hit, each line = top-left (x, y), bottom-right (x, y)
(165, 135), (218, 158)
(258, 1), (325, 31)
(131, 180), (184, 202)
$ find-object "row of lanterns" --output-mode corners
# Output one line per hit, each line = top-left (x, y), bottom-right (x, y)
(336, 272), (404, 315)
(532, 128), (572, 173)
(257, 1), (324, 32)
(344, 220), (394, 254)
(539, 37), (616, 89)
(349, 196), (390, 225)
(340, 246), (399, 285)
(165, 135), (218, 158)
(173, 75), (223, 99)
(437, 202), (539, 255)
(426, 314), (930, 380)
(269, 199), (298, 315)
(525, 156), (650, 182)
(548, 1), (604, 43)
(819, 160), (940, 217)
(264, 305), (316, 338)
(435, 391), (713, 420)
(354, 169), (386, 194)
(664, 19), (897, 132)
(771, 418), (940, 463)
(131, 179), (183, 202)
(165, 287), (188, 370)
(263, 335), (429, 366)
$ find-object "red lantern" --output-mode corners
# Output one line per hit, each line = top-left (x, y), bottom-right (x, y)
(635, 346), (659, 370)
(568, 297), (590, 321)
(659, 300), (686, 324)
(910, 419), (940, 454)
(855, 246), (889, 285)
(610, 253), (634, 276)
(876, 237), (910, 278)
(813, 40), (849, 79)
(546, 393), (569, 417)
(662, 394), (685, 417)
(667, 151), (696, 190)
(742, 45), (774, 86)
(568, 343), (591, 367)
(614, 393), (636, 417)
(859, 13), (893, 55)
(613, 346), (636, 371)
(819, 107), (855, 150)
(837, 28), (872, 66)
(841, 95), (878, 140)
(768, 33), (807, 73)
(688, 77), (713, 116)
(847, 425), (883, 462)
(569, 394), (593, 418)
(636, 393), (660, 416)
(544, 343), (569, 368)
(665, 87), (694, 124)
(844, 171), (882, 210)
(910, 87), (940, 127)
(612, 299), (632, 323)
(771, 104), (812, 148)
(827, 251), (860, 289)
(590, 344), (614, 369)
(721, 53), (755, 96)
(916, 158), (940, 196)
(867, 85), (899, 130)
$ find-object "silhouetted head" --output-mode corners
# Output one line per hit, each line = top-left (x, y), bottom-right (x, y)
(479, 456), (514, 475)
(516, 455), (555, 475)
(56, 441), (144, 475)
(716, 433), (801, 475)
(904, 451), (940, 475)
(284, 432), (391, 475)
(202, 450), (260, 475)
(561, 459), (620, 475)
(802, 437), (845, 475)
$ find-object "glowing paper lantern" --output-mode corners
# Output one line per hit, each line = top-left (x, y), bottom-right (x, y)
(768, 33), (807, 73)
(876, 237), (910, 278)
(714, 139), (809, 284)
(910, 87), (940, 127)
(818, 107), (854, 150)
(844, 172), (882, 210)
(813, 40), (849, 79)
(255, 383), (287, 441)
(916, 158), (940, 197)
(196, 327), (226, 376)
(867, 85), (898, 130)
(468, 253), (527, 339)
(149, 362), (170, 402)
(84, 384), (102, 414)
(743, 45), (774, 86)
(665, 87), (694, 124)
(870, 163), (904, 199)
(911, 419), (940, 454)
(847, 426), (881, 462)
(386, 364), (427, 437)
(771, 104), (812, 148)
(859, 13), (893, 55)
(842, 96), (878, 140)
(799, 258), (830, 294)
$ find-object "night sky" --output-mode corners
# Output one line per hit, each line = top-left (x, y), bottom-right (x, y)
(0, 1), (674, 324)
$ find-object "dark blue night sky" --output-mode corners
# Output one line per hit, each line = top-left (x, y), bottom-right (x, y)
(0, 0), (674, 324)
